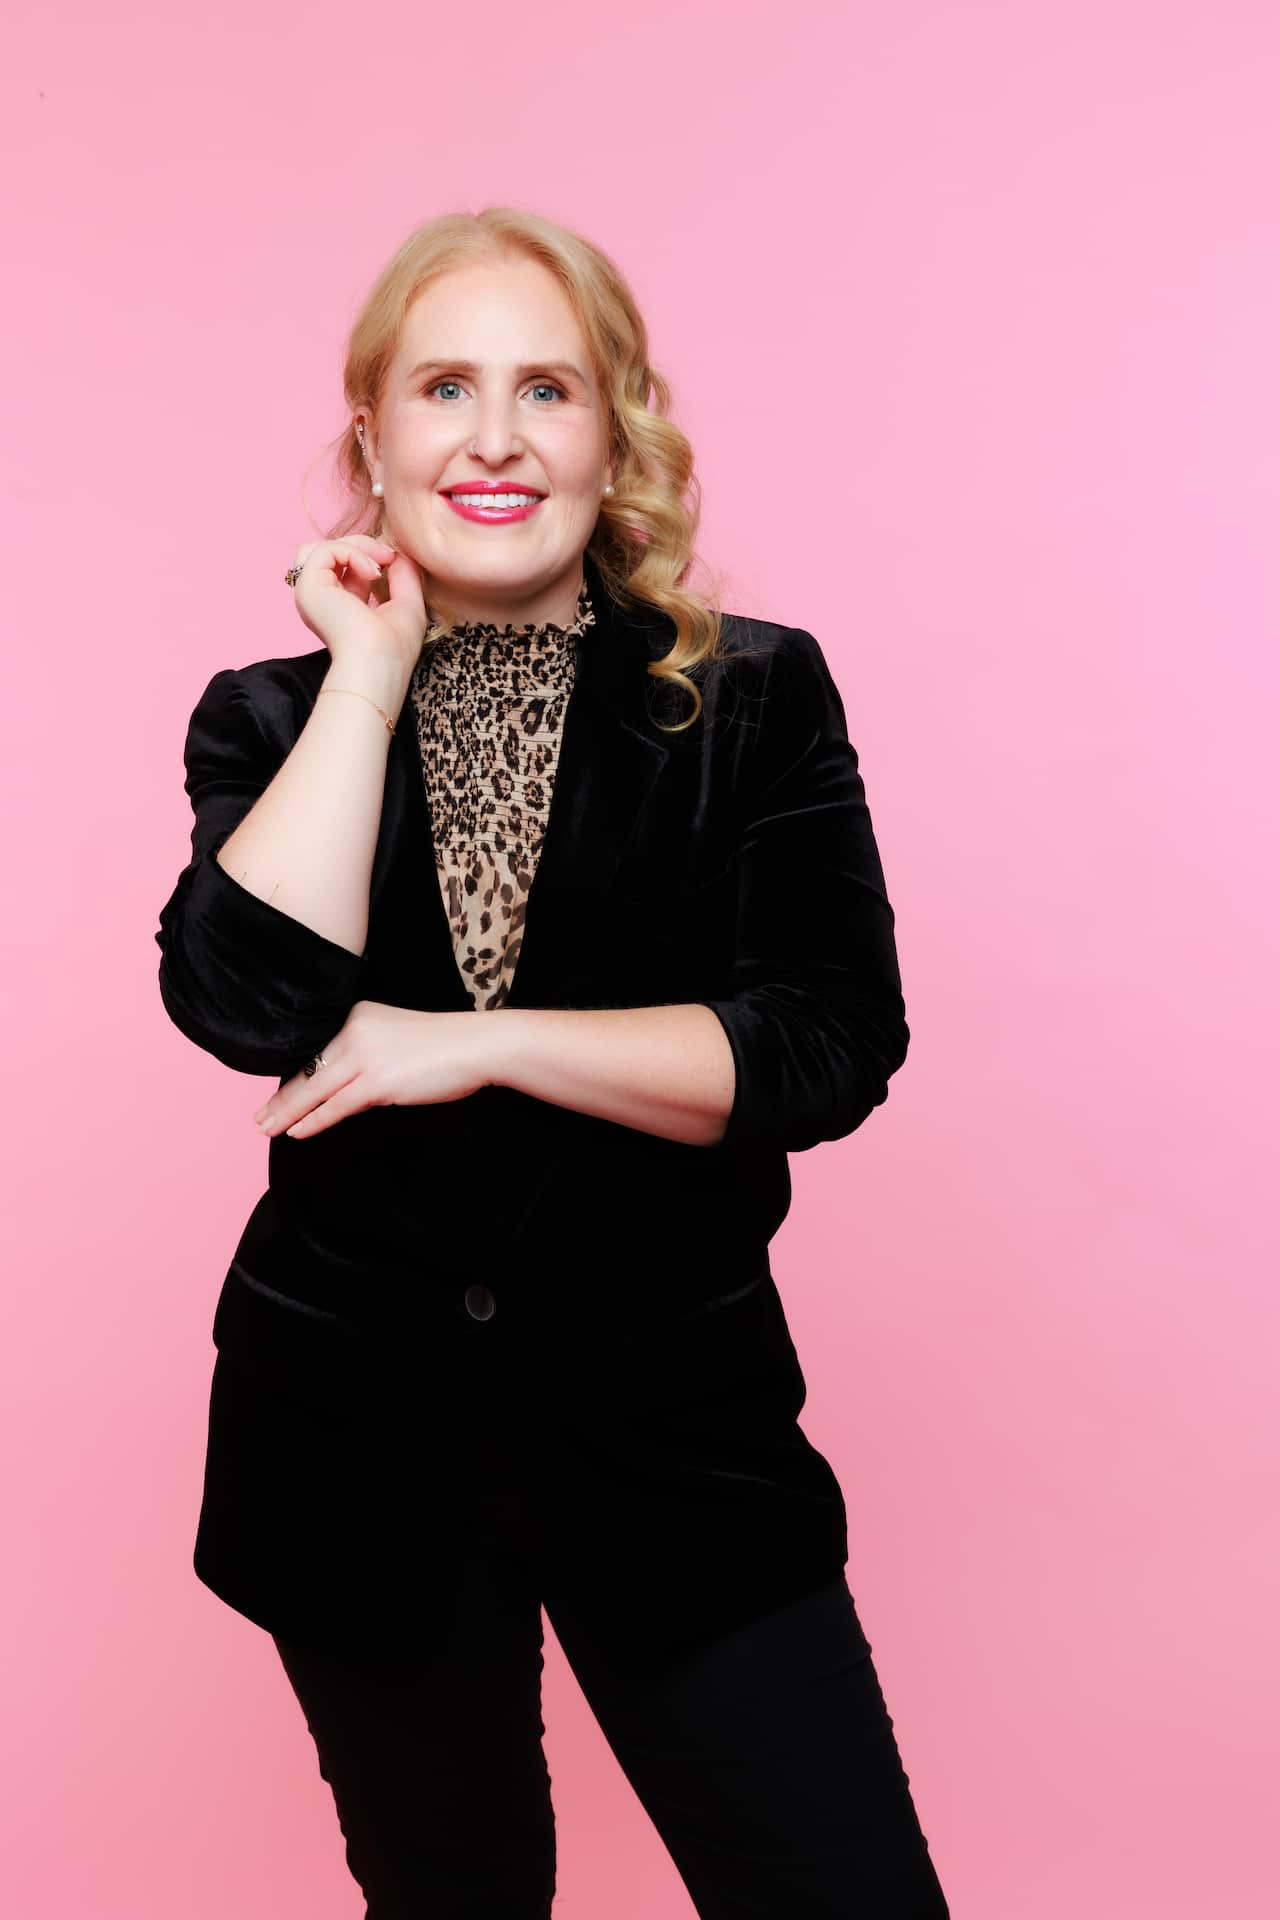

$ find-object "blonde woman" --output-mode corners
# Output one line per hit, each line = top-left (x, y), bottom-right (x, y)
(156, 207), (950, 1918)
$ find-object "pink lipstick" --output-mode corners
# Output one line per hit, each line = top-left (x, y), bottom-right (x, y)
(440, 480), (546, 525)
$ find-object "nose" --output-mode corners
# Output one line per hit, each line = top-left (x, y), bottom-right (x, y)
(464, 392), (526, 467)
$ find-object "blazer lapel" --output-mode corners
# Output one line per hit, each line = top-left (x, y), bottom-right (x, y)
(371, 546), (674, 1012)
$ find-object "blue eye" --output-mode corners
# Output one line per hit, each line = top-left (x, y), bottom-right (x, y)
(424, 379), (566, 403)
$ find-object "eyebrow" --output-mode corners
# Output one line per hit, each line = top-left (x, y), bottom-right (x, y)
(406, 357), (590, 386)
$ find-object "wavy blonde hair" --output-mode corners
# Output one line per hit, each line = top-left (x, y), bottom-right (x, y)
(314, 207), (727, 733)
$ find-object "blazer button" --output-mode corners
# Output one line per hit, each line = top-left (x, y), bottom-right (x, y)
(464, 1283), (496, 1322)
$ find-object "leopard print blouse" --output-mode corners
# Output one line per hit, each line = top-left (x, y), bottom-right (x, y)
(408, 578), (596, 1012)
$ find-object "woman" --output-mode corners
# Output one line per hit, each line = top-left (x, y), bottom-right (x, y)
(156, 207), (950, 1918)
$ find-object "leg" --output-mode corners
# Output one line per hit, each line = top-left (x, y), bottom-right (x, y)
(547, 1574), (950, 1919)
(271, 1509), (556, 1920)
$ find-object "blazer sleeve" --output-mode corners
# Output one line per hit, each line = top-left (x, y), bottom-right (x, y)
(699, 628), (910, 1155)
(154, 666), (369, 1076)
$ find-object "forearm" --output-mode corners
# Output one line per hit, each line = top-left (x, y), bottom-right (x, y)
(481, 1003), (736, 1147)
(215, 656), (412, 958)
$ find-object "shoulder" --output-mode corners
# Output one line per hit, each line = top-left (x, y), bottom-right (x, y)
(232, 645), (330, 702)
(710, 612), (833, 684)
(193, 646), (331, 754)
(702, 613), (846, 737)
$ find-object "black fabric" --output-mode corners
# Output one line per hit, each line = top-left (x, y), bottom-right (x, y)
(270, 1539), (950, 1919)
(194, 1266), (850, 1659)
(157, 546), (912, 1654)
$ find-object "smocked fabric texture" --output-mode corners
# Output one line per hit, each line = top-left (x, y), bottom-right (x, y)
(410, 580), (595, 1012)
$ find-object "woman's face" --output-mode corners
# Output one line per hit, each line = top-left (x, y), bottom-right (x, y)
(364, 257), (614, 628)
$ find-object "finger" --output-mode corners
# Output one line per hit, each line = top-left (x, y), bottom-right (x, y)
(384, 547), (425, 612)
(327, 543), (381, 576)
(280, 1077), (376, 1138)
(332, 548), (387, 600)
(292, 551), (378, 603)
(291, 534), (398, 581)
(255, 1057), (355, 1131)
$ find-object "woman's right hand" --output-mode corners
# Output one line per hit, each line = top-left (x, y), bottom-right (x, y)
(287, 533), (428, 677)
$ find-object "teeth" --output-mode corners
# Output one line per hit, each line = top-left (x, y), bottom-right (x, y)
(449, 492), (541, 509)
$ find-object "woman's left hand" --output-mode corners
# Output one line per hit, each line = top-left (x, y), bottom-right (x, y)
(251, 1002), (496, 1139)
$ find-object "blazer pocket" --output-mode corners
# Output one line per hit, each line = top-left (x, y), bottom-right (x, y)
(595, 1262), (810, 1429)
(210, 1258), (484, 1419)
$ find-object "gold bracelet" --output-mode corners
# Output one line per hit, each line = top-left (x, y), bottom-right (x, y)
(317, 686), (396, 735)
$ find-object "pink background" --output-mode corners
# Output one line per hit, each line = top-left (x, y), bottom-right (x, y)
(5, 1), (1277, 1914)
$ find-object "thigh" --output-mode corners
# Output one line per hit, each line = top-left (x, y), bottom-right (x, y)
(272, 1493), (556, 1920)
(547, 1574), (950, 1920)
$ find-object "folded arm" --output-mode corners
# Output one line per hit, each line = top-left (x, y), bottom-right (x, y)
(154, 667), (373, 1076)
(486, 628), (911, 1154)
(480, 1001), (736, 1147)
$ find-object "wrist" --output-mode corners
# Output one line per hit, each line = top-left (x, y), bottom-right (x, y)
(323, 654), (413, 720)
(476, 1007), (533, 1091)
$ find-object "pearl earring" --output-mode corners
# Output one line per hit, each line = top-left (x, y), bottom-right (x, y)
(603, 483), (614, 496)
(372, 481), (384, 497)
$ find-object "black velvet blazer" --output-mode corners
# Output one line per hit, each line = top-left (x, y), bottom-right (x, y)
(155, 546), (911, 1658)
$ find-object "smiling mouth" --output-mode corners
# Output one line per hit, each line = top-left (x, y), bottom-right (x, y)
(441, 489), (547, 522)
(441, 488), (546, 504)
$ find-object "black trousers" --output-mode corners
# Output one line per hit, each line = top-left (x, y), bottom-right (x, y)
(270, 1465), (950, 1919)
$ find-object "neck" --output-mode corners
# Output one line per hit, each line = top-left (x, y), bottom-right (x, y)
(426, 566), (589, 635)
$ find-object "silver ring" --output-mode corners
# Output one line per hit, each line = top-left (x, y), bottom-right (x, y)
(303, 1051), (329, 1079)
